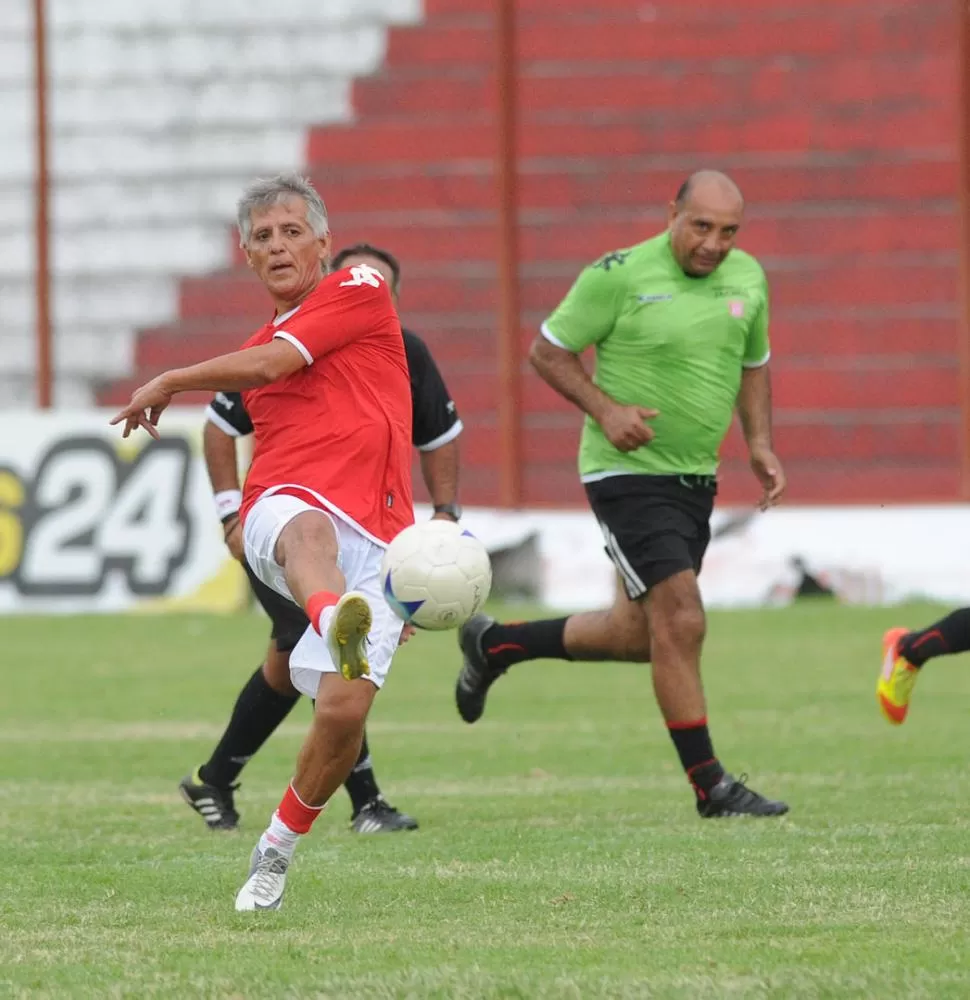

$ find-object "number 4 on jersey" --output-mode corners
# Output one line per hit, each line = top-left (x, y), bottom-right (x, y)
(339, 264), (384, 289)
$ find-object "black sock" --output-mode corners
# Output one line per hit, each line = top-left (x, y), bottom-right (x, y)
(899, 608), (970, 667)
(344, 731), (382, 814)
(482, 618), (572, 670)
(666, 718), (724, 794)
(199, 665), (300, 789)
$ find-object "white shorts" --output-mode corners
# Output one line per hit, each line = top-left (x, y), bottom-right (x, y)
(242, 490), (403, 697)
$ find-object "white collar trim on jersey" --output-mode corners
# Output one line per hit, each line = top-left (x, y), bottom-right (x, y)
(273, 305), (301, 326)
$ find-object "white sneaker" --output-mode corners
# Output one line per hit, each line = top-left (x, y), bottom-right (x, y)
(326, 591), (373, 681)
(234, 845), (289, 911)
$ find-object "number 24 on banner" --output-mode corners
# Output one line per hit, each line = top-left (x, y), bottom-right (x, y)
(0, 437), (192, 597)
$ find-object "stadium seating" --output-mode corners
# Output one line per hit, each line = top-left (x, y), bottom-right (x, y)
(4, 0), (959, 504)
(0, 0), (420, 405)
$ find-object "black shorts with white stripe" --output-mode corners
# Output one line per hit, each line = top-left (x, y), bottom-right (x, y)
(584, 474), (716, 599)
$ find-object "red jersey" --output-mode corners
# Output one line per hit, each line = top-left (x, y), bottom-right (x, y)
(238, 265), (413, 545)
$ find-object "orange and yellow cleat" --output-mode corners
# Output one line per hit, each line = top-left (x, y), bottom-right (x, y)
(877, 627), (919, 725)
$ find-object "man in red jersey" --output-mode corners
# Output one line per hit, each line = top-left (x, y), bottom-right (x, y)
(111, 173), (414, 911)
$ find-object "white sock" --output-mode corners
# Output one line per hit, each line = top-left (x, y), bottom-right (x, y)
(258, 811), (301, 861)
(318, 604), (335, 638)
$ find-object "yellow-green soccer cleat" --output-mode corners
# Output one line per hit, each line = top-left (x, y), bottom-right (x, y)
(878, 627), (919, 725)
(326, 591), (373, 681)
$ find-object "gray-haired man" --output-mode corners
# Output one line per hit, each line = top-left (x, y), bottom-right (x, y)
(112, 174), (415, 911)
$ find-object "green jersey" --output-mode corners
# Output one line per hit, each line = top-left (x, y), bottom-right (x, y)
(542, 232), (770, 480)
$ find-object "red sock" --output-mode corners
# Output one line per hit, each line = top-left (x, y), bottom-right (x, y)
(276, 782), (325, 835)
(305, 590), (340, 635)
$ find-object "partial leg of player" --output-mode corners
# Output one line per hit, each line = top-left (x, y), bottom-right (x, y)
(877, 608), (970, 724)
(235, 672), (377, 911)
(345, 731), (418, 832)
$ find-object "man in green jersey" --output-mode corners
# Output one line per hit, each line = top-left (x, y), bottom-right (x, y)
(455, 171), (789, 818)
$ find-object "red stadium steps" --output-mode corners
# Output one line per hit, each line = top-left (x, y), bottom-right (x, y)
(435, 460), (964, 508)
(283, 209), (960, 267)
(100, 0), (961, 504)
(354, 54), (954, 119)
(385, 10), (951, 67)
(178, 262), (956, 320)
(442, 362), (960, 421)
(426, 0), (937, 16)
(459, 416), (961, 468)
(307, 109), (956, 166)
(715, 460), (962, 505)
(316, 156), (957, 216)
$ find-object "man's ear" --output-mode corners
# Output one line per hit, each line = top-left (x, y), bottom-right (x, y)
(318, 232), (333, 268)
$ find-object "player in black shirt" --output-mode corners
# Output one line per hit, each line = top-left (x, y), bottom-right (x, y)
(180, 245), (463, 834)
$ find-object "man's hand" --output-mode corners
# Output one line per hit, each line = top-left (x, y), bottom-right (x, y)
(223, 517), (245, 561)
(109, 375), (173, 439)
(398, 624), (417, 645)
(749, 446), (786, 511)
(598, 403), (659, 452)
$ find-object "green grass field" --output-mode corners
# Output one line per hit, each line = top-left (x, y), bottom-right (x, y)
(2, 601), (970, 999)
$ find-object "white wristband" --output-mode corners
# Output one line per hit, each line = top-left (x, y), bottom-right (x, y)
(214, 489), (242, 521)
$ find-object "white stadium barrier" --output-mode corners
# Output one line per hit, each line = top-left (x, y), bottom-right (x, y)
(2, 409), (969, 614)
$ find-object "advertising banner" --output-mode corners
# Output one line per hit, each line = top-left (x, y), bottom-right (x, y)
(2, 409), (967, 614)
(0, 408), (248, 613)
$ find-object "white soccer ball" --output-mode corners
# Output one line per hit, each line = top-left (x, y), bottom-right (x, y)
(381, 520), (492, 631)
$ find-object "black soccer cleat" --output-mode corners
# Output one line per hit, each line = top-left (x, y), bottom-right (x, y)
(179, 770), (240, 831)
(351, 795), (419, 834)
(696, 772), (789, 819)
(455, 614), (507, 724)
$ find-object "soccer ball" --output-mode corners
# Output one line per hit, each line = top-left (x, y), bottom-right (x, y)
(381, 520), (492, 631)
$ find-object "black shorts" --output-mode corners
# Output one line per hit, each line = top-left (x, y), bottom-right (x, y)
(243, 561), (310, 653)
(584, 474), (716, 599)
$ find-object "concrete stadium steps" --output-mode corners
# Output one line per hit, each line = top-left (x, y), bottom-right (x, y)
(0, 0), (419, 405)
(307, 109), (955, 164)
(436, 363), (959, 420)
(102, 0), (959, 505)
(314, 155), (957, 214)
(717, 460), (962, 506)
(239, 207), (957, 265)
(423, 459), (964, 508)
(177, 258), (956, 319)
(354, 53), (953, 118)
(424, 0), (931, 15)
(383, 7), (950, 66)
(114, 311), (959, 392)
(456, 414), (960, 468)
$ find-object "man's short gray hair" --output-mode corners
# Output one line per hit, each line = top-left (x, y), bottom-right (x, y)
(236, 173), (329, 246)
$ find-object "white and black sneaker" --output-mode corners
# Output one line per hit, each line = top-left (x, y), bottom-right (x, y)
(234, 845), (289, 911)
(351, 796), (419, 834)
(179, 770), (240, 831)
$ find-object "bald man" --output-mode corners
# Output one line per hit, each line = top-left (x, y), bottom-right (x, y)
(455, 171), (789, 818)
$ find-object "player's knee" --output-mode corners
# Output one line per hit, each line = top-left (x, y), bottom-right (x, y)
(311, 695), (367, 752)
(611, 609), (652, 662)
(607, 597), (650, 663)
(262, 654), (298, 697)
(275, 510), (338, 568)
(662, 603), (706, 648)
(628, 623), (652, 661)
(313, 677), (373, 734)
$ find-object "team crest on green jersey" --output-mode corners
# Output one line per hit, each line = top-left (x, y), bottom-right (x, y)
(592, 250), (630, 271)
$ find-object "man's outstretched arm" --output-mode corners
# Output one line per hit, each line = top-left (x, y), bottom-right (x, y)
(111, 341), (305, 438)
